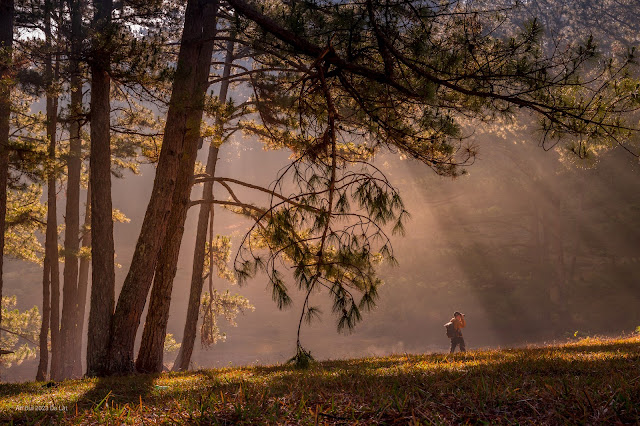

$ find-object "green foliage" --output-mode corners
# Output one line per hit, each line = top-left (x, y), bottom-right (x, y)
(241, 0), (640, 170)
(4, 185), (46, 264)
(203, 96), (253, 148)
(163, 334), (181, 354)
(8, 90), (49, 183)
(203, 236), (236, 284)
(229, 0), (639, 351)
(199, 290), (255, 348)
(286, 345), (314, 369)
(109, 93), (167, 167)
(234, 157), (403, 336)
(198, 234), (253, 348)
(111, 208), (131, 224)
(0, 297), (40, 369)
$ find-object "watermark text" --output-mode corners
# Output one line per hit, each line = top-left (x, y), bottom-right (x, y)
(15, 404), (67, 412)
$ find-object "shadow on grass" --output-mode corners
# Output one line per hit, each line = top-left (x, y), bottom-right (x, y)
(0, 381), (57, 399)
(0, 373), (157, 423)
(182, 350), (640, 424)
(1, 337), (638, 423)
(74, 373), (156, 410)
(184, 338), (640, 424)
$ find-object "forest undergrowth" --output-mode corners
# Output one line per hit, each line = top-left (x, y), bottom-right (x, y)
(0, 335), (638, 424)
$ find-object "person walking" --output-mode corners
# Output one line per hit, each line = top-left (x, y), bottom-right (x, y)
(447, 311), (466, 353)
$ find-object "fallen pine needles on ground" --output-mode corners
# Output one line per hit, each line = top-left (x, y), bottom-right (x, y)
(1, 335), (639, 424)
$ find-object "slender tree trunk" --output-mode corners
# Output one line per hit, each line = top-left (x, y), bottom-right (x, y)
(73, 184), (91, 377)
(140, 36), (235, 374)
(172, 36), (235, 373)
(0, 0), (14, 347)
(37, 258), (51, 381)
(107, 0), (219, 375)
(49, 225), (62, 379)
(37, 0), (58, 381)
(48, 0), (64, 382)
(86, 0), (115, 378)
(171, 150), (218, 372)
(59, 0), (84, 379)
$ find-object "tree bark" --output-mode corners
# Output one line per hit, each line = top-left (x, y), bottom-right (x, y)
(0, 0), (14, 352)
(73, 184), (91, 377)
(137, 147), (221, 373)
(86, 0), (115, 377)
(171, 149), (218, 372)
(142, 35), (235, 374)
(59, 0), (84, 380)
(37, 0), (58, 381)
(49, 203), (62, 379)
(37, 257), (51, 381)
(107, 0), (219, 375)
(172, 36), (235, 373)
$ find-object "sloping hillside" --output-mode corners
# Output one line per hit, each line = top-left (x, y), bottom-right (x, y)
(1, 335), (639, 424)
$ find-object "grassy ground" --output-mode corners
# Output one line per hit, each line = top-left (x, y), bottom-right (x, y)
(0, 335), (639, 424)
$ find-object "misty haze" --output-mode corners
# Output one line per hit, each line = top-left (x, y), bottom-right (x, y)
(4, 133), (640, 382)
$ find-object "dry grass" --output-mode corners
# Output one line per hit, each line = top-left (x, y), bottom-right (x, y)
(1, 335), (639, 424)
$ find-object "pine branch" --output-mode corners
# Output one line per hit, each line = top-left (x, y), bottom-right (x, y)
(0, 327), (38, 346)
(193, 176), (323, 213)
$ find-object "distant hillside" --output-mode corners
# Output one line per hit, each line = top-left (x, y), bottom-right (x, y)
(1, 334), (638, 424)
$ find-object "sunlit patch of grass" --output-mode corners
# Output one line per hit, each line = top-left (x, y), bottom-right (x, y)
(1, 335), (639, 424)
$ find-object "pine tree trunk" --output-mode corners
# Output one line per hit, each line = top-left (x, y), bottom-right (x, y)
(39, 166), (62, 381)
(136, 145), (219, 373)
(142, 36), (234, 374)
(59, 0), (84, 379)
(49, 223), (62, 380)
(48, 0), (64, 381)
(106, 0), (219, 375)
(73, 184), (91, 377)
(0, 0), (14, 348)
(37, 259), (51, 381)
(86, 0), (115, 378)
(171, 149), (219, 372)
(135, 244), (178, 373)
(37, 0), (57, 381)
(172, 36), (235, 373)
